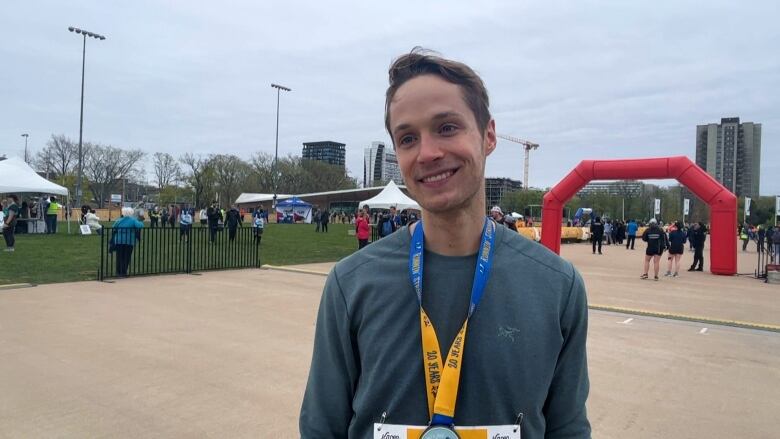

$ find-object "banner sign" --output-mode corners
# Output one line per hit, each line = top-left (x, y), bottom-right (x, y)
(745, 197), (752, 217)
(110, 194), (122, 203)
(276, 205), (312, 224)
(683, 198), (690, 216)
(654, 198), (661, 215)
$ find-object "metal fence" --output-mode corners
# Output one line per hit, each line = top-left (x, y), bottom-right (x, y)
(99, 226), (261, 280)
(755, 244), (773, 281)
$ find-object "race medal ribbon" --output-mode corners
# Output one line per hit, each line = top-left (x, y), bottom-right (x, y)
(409, 218), (496, 432)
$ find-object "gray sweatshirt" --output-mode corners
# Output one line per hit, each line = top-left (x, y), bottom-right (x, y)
(300, 224), (590, 438)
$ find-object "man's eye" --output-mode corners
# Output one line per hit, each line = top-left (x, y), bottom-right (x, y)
(440, 124), (458, 134)
(399, 135), (416, 146)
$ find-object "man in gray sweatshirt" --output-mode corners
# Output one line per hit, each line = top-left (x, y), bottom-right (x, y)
(300, 48), (591, 439)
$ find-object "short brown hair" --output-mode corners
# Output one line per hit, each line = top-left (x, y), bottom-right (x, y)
(384, 47), (491, 142)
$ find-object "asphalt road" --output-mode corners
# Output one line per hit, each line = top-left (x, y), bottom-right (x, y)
(1, 259), (778, 438)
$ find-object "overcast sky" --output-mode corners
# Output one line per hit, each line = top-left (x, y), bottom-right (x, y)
(2, 0), (778, 195)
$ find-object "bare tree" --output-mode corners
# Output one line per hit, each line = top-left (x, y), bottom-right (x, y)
(250, 152), (358, 196)
(83, 143), (145, 207)
(250, 152), (276, 193)
(152, 152), (181, 190)
(210, 154), (252, 206)
(179, 153), (214, 208)
(35, 134), (78, 183)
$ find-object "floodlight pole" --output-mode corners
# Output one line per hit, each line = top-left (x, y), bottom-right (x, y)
(68, 26), (106, 208)
(271, 83), (291, 211)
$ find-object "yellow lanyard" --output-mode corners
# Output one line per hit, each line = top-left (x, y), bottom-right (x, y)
(420, 309), (469, 421)
(410, 219), (496, 426)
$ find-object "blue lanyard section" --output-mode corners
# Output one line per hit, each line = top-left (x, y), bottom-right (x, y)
(409, 217), (496, 314)
(409, 218), (497, 426)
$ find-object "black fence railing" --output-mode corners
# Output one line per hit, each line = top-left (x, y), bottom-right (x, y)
(756, 244), (771, 280)
(99, 226), (261, 280)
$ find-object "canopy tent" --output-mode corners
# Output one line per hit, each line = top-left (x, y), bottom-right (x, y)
(275, 196), (313, 223)
(0, 157), (69, 195)
(358, 181), (420, 211)
(0, 156), (71, 233)
(234, 193), (292, 205)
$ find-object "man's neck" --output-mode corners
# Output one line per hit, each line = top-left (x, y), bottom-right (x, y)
(414, 202), (487, 256)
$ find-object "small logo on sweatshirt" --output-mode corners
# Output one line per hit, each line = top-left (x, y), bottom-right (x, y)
(498, 326), (522, 342)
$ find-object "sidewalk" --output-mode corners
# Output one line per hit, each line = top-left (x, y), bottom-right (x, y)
(288, 239), (780, 328)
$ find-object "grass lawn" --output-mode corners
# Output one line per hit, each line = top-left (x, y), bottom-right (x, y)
(0, 222), (360, 285)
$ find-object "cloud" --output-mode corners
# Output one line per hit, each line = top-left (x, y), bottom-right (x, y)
(1, 0), (778, 194)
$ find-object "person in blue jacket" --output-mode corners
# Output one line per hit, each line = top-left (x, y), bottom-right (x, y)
(111, 207), (144, 277)
(625, 219), (639, 250)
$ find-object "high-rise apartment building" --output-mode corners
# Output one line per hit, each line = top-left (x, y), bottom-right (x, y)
(363, 141), (403, 187)
(302, 141), (346, 168)
(695, 117), (761, 198)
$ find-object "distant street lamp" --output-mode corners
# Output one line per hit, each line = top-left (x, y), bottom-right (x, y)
(20, 133), (29, 163)
(68, 26), (106, 208)
(271, 83), (291, 209)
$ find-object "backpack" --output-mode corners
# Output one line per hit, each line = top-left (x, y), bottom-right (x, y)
(381, 218), (394, 236)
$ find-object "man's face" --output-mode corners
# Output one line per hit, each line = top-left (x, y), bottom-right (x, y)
(389, 74), (496, 214)
(491, 210), (501, 220)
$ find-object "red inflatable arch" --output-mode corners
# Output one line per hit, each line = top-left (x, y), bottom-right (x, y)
(541, 156), (737, 275)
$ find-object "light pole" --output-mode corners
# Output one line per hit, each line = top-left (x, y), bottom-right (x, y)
(68, 26), (106, 208)
(271, 83), (291, 210)
(21, 133), (29, 163)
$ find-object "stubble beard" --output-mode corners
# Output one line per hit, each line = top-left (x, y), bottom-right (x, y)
(412, 169), (485, 217)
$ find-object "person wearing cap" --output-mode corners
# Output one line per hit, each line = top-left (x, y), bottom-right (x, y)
(504, 213), (518, 232)
(301, 49), (590, 439)
(489, 205), (505, 225)
(641, 218), (666, 280)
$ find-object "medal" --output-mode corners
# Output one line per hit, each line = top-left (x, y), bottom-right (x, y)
(420, 424), (461, 439)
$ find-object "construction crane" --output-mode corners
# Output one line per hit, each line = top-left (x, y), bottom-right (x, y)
(496, 134), (539, 190)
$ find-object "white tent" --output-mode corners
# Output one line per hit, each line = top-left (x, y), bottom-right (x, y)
(234, 193), (292, 205)
(359, 181), (420, 210)
(0, 157), (69, 195)
(0, 157), (71, 233)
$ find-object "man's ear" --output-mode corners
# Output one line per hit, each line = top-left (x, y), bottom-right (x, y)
(484, 119), (497, 156)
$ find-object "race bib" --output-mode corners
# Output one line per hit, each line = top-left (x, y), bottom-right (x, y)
(374, 423), (520, 439)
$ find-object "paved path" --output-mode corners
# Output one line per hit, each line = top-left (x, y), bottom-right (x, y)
(1, 265), (779, 438)
(288, 238), (780, 328)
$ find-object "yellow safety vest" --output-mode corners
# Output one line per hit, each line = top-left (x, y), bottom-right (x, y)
(47, 202), (60, 215)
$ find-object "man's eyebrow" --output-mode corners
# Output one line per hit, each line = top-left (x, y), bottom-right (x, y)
(392, 122), (412, 135)
(392, 112), (465, 135)
(431, 111), (464, 121)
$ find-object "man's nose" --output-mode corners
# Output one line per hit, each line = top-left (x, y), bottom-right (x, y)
(417, 134), (444, 163)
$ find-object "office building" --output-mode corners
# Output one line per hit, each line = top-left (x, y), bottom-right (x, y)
(363, 141), (403, 187)
(302, 141), (346, 168)
(695, 117), (761, 198)
(485, 177), (523, 209)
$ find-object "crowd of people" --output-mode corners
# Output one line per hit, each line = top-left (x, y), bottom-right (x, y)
(740, 222), (779, 257)
(349, 204), (420, 249)
(589, 217), (711, 280)
(0, 195), (66, 252)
